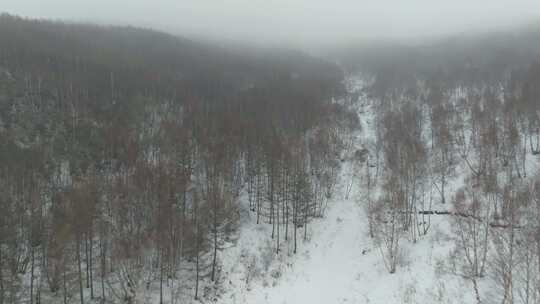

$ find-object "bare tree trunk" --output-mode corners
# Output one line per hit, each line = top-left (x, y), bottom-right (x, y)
(211, 205), (218, 282)
(88, 232), (94, 299)
(293, 195), (298, 254)
(100, 237), (106, 304)
(389, 210), (398, 274)
(248, 164), (255, 211)
(276, 174), (280, 253)
(194, 193), (200, 301)
(524, 249), (531, 304)
(0, 243), (4, 304)
(210, 174), (219, 282)
(181, 186), (187, 257)
(303, 195), (308, 241)
(366, 160), (375, 238)
(284, 171), (289, 242)
(256, 172), (261, 225)
(270, 169), (275, 239)
(441, 152), (446, 204)
(30, 244), (34, 304)
(76, 234), (84, 304)
(84, 233), (91, 299)
(503, 204), (516, 304)
(63, 264), (67, 304)
(480, 203), (491, 276)
(537, 230), (540, 302)
(159, 249), (163, 304)
(195, 233), (200, 300)
(40, 238), (48, 302)
(536, 194), (540, 302)
(472, 277), (481, 304)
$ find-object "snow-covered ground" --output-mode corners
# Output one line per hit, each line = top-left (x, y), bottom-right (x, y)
(217, 162), (474, 304)
(214, 87), (477, 304)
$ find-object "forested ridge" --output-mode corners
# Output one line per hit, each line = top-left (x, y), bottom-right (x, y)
(0, 14), (356, 304)
(3, 11), (540, 304)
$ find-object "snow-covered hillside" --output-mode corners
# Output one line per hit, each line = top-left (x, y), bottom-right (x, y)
(143, 75), (538, 304)
(213, 85), (479, 304)
(219, 175), (470, 303)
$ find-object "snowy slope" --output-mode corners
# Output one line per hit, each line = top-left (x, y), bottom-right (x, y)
(217, 165), (475, 304)
(214, 85), (478, 304)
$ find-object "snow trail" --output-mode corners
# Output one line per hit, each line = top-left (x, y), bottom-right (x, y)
(261, 192), (367, 304)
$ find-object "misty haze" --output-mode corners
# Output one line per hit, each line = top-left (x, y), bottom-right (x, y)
(1, 1), (540, 304)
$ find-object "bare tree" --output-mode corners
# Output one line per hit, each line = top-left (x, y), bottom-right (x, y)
(451, 186), (491, 304)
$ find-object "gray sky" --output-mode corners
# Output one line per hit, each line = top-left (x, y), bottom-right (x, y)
(3, 0), (540, 47)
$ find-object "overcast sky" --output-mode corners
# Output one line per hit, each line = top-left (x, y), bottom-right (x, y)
(3, 0), (540, 47)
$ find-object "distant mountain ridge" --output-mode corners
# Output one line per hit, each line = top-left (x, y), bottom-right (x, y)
(0, 13), (343, 101)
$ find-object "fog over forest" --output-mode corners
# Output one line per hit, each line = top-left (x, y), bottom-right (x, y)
(4, 0), (540, 46)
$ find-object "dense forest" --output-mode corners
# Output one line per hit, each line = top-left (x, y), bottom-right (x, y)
(2, 9), (540, 304)
(0, 14), (357, 304)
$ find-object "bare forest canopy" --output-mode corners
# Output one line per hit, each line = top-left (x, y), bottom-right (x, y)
(0, 14), (344, 100)
(4, 9), (540, 304)
(0, 13), (357, 304)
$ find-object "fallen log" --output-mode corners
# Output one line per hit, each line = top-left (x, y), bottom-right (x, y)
(395, 210), (524, 229)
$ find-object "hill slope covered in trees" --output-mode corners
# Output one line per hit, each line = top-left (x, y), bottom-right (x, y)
(0, 14), (356, 304)
(2, 12), (540, 304)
